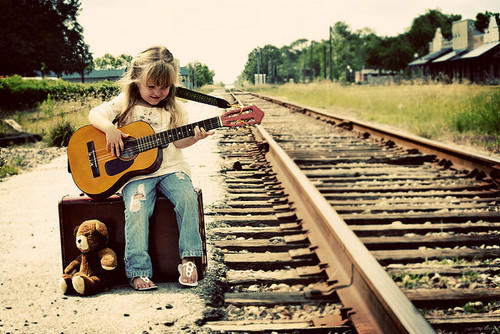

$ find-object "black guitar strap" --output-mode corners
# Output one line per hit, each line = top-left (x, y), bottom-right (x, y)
(175, 87), (231, 109)
(112, 87), (232, 124)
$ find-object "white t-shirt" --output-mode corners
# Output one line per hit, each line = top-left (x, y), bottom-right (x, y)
(88, 93), (192, 186)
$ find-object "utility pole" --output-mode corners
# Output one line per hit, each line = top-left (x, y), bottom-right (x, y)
(268, 60), (272, 82)
(323, 44), (327, 79)
(345, 40), (349, 83)
(191, 67), (196, 89)
(329, 26), (333, 81)
(309, 41), (314, 81)
(256, 48), (260, 75)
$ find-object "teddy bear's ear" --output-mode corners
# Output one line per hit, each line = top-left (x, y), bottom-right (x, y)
(95, 220), (109, 241)
(73, 225), (80, 237)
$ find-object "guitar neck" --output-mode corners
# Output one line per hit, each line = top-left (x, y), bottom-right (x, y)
(136, 116), (222, 152)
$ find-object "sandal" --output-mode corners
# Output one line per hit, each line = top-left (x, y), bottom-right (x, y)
(129, 276), (157, 291)
(178, 261), (198, 287)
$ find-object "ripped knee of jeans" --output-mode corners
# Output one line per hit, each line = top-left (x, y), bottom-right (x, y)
(175, 171), (185, 180)
(130, 183), (145, 212)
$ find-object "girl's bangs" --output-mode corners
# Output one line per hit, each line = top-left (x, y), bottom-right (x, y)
(145, 62), (176, 88)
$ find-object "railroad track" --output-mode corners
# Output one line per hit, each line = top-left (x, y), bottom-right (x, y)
(202, 90), (500, 333)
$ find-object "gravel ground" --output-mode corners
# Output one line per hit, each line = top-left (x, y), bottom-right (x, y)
(0, 101), (226, 334)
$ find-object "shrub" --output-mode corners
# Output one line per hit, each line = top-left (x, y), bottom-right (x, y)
(0, 163), (18, 178)
(47, 121), (74, 147)
(0, 76), (120, 110)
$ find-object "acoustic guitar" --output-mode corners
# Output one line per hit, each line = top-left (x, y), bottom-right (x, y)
(67, 105), (264, 199)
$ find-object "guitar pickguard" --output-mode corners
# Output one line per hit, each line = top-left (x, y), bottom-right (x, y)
(105, 158), (134, 176)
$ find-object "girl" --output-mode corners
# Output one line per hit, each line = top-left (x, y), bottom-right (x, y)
(88, 46), (213, 290)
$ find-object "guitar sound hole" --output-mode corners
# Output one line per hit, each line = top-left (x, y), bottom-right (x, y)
(119, 137), (138, 161)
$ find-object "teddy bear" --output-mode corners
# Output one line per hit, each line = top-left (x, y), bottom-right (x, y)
(59, 219), (118, 295)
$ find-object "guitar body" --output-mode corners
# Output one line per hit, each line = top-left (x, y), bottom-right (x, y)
(67, 121), (162, 199)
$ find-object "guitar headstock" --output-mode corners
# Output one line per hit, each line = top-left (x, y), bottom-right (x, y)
(220, 105), (264, 127)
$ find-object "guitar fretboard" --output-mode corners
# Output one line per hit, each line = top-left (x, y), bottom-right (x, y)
(135, 116), (221, 152)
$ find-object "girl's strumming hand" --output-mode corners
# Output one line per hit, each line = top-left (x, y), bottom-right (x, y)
(105, 127), (129, 157)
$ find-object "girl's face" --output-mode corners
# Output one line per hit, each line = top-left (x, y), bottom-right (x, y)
(137, 80), (170, 106)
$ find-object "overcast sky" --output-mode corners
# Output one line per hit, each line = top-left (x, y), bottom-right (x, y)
(78, 0), (500, 84)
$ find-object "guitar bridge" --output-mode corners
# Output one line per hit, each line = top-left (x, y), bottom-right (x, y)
(87, 141), (100, 178)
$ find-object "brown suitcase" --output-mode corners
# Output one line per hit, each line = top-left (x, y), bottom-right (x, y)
(58, 189), (207, 284)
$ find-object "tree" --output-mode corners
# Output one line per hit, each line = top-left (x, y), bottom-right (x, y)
(277, 43), (303, 83)
(381, 35), (414, 72)
(94, 53), (132, 70)
(0, 0), (92, 76)
(406, 9), (461, 58)
(186, 61), (214, 88)
(362, 32), (384, 69)
(475, 11), (500, 32)
(242, 45), (286, 84)
(70, 39), (94, 82)
(238, 8), (497, 84)
(242, 47), (262, 84)
(330, 22), (359, 82)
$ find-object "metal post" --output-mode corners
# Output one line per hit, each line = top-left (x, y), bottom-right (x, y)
(323, 45), (327, 79)
(329, 26), (333, 81)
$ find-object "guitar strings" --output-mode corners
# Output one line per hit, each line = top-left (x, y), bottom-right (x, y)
(89, 117), (221, 164)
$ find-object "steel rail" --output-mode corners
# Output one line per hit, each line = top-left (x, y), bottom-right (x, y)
(251, 92), (500, 186)
(253, 123), (436, 334)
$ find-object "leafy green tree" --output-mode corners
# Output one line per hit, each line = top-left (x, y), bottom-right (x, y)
(277, 44), (303, 83)
(406, 9), (461, 58)
(186, 61), (214, 88)
(238, 8), (496, 83)
(0, 0), (92, 76)
(361, 31), (384, 70)
(69, 39), (94, 82)
(287, 39), (310, 82)
(475, 11), (500, 32)
(95, 54), (114, 70)
(306, 41), (322, 81)
(330, 22), (364, 82)
(94, 53), (132, 70)
(242, 47), (262, 84)
(243, 45), (289, 84)
(382, 35), (414, 72)
(119, 54), (133, 68)
(262, 45), (281, 83)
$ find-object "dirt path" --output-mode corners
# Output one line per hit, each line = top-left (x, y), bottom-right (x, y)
(0, 101), (225, 333)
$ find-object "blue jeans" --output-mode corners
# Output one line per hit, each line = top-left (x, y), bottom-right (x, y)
(121, 171), (203, 279)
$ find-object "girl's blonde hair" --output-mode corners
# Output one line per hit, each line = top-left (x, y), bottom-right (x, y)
(117, 46), (181, 127)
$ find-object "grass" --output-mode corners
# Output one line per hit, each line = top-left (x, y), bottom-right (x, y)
(249, 82), (500, 155)
(0, 159), (19, 178)
(197, 83), (226, 95)
(9, 97), (101, 140)
(0, 97), (102, 179)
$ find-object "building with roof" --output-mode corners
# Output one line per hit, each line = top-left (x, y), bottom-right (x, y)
(408, 27), (453, 78)
(409, 17), (500, 84)
(179, 66), (193, 89)
(61, 69), (125, 82)
(60, 66), (191, 86)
